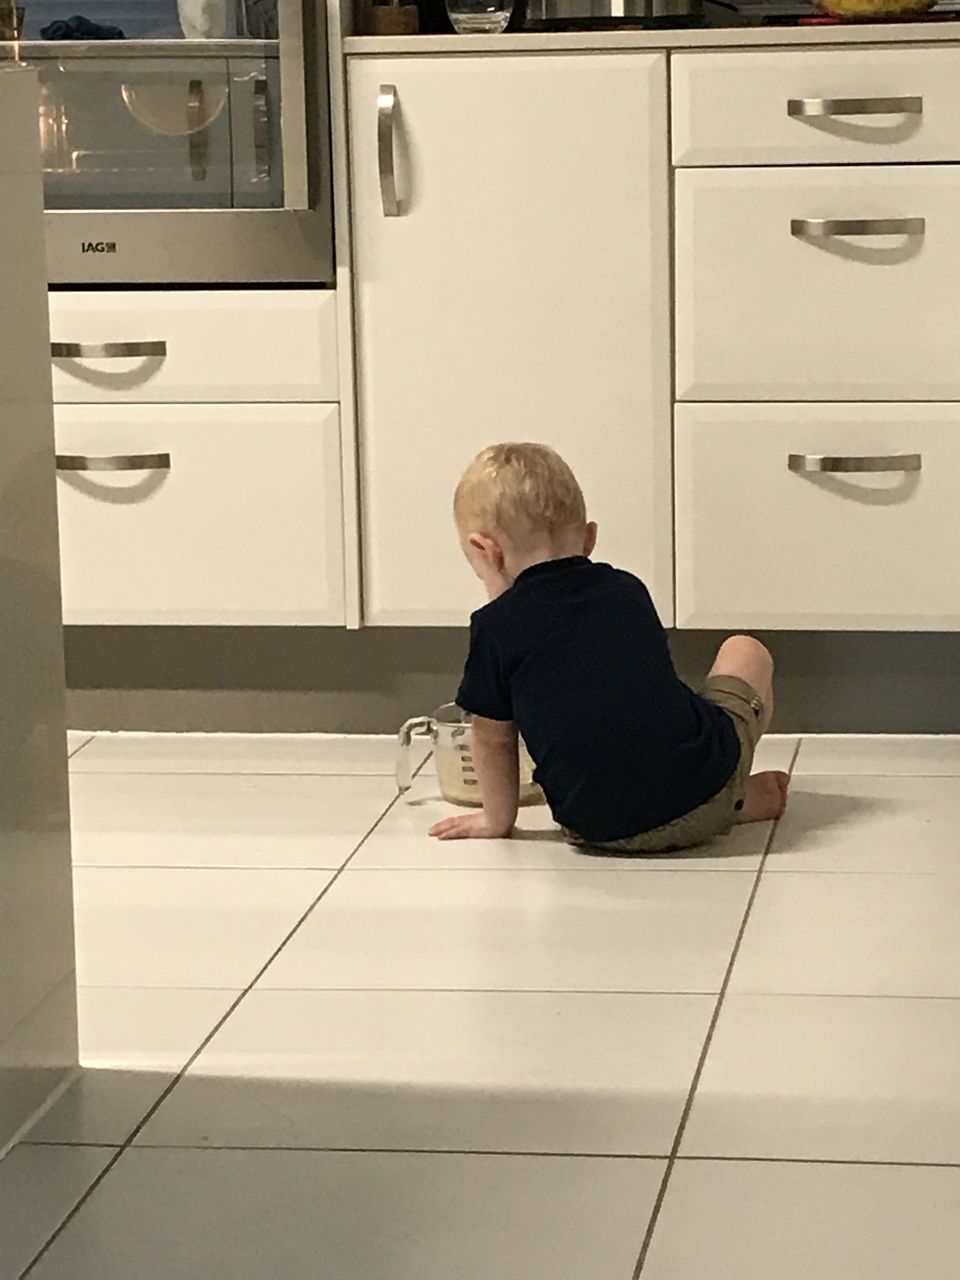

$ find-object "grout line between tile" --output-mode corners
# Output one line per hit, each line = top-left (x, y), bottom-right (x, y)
(19, 1142), (119, 1151)
(315, 865), (761, 878)
(74, 983), (261, 992)
(629, 989), (960, 1003)
(44, 1145), (960, 1171)
(322, 866), (763, 874)
(791, 772), (960, 780)
(74, 863), (349, 873)
(210, 986), (721, 996)
(677, 1153), (960, 1170)
(75, 864), (349, 874)
(68, 983), (960, 1000)
(630, 736), (802, 1279)
(788, 730), (960, 745)
(0, 1068), (81, 1165)
(19, 1142), (960, 1172)
(18, 787), (405, 1279)
(71, 862), (765, 875)
(68, 770), (414, 779)
(747, 864), (960, 880)
(68, 734), (410, 742)
(70, 983), (724, 996)
(71, 866), (365, 878)
(95, 1144), (670, 1160)
(412, 749), (433, 780)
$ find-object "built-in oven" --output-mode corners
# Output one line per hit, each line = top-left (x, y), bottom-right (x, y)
(2, 0), (332, 284)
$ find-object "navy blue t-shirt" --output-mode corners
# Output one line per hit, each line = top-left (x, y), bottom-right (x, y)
(456, 557), (741, 843)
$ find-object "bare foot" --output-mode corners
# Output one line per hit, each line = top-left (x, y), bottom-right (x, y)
(734, 770), (789, 824)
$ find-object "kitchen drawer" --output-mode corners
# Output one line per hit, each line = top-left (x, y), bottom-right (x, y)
(676, 166), (960, 402)
(56, 403), (344, 625)
(675, 403), (960, 631)
(672, 48), (960, 167)
(49, 290), (339, 404)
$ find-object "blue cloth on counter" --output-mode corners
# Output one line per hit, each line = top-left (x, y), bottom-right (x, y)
(40, 14), (125, 36)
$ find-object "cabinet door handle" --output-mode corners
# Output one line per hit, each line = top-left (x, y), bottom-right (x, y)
(253, 76), (272, 179)
(787, 95), (923, 118)
(188, 78), (209, 182)
(791, 217), (925, 239)
(378, 83), (400, 218)
(788, 453), (922, 474)
(51, 341), (167, 359)
(56, 453), (172, 473)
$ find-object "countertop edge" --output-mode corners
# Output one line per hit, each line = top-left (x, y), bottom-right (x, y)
(343, 20), (960, 54)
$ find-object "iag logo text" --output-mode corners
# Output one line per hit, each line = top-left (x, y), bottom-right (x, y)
(81, 241), (117, 255)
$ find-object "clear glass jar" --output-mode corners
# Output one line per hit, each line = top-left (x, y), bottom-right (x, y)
(444, 0), (514, 34)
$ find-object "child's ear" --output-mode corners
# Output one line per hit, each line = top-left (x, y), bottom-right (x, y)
(469, 532), (505, 571)
(584, 522), (598, 556)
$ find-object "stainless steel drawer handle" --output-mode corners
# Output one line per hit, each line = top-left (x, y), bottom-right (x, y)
(788, 453), (922, 475)
(253, 76), (272, 179)
(188, 78), (209, 183)
(378, 83), (400, 218)
(787, 95), (923, 118)
(791, 218), (925, 239)
(56, 453), (172, 473)
(51, 341), (167, 359)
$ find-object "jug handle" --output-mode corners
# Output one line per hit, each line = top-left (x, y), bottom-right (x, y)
(396, 716), (434, 794)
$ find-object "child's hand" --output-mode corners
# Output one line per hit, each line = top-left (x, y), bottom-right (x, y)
(429, 812), (512, 841)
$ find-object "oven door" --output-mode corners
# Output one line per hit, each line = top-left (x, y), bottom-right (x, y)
(17, 0), (332, 284)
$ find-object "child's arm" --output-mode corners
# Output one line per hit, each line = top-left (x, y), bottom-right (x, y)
(429, 716), (519, 841)
(472, 716), (521, 833)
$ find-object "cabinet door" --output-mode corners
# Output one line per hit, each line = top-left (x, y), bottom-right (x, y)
(675, 403), (960, 631)
(676, 165), (960, 402)
(349, 53), (672, 627)
(56, 404), (344, 625)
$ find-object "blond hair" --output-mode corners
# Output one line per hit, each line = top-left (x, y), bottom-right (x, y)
(454, 443), (586, 545)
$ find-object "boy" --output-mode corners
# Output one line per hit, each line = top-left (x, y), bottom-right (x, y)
(429, 443), (788, 851)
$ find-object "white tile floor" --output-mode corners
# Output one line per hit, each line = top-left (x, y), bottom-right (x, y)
(3, 731), (960, 1279)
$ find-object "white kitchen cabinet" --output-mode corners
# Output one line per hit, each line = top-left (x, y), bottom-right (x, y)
(675, 165), (960, 402)
(672, 48), (960, 168)
(55, 403), (344, 625)
(49, 290), (339, 405)
(675, 403), (960, 631)
(348, 52), (672, 627)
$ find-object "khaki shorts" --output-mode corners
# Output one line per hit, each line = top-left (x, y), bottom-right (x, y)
(565, 675), (765, 856)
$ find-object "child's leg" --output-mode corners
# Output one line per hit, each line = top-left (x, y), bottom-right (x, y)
(706, 634), (787, 824)
(707, 634), (775, 733)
